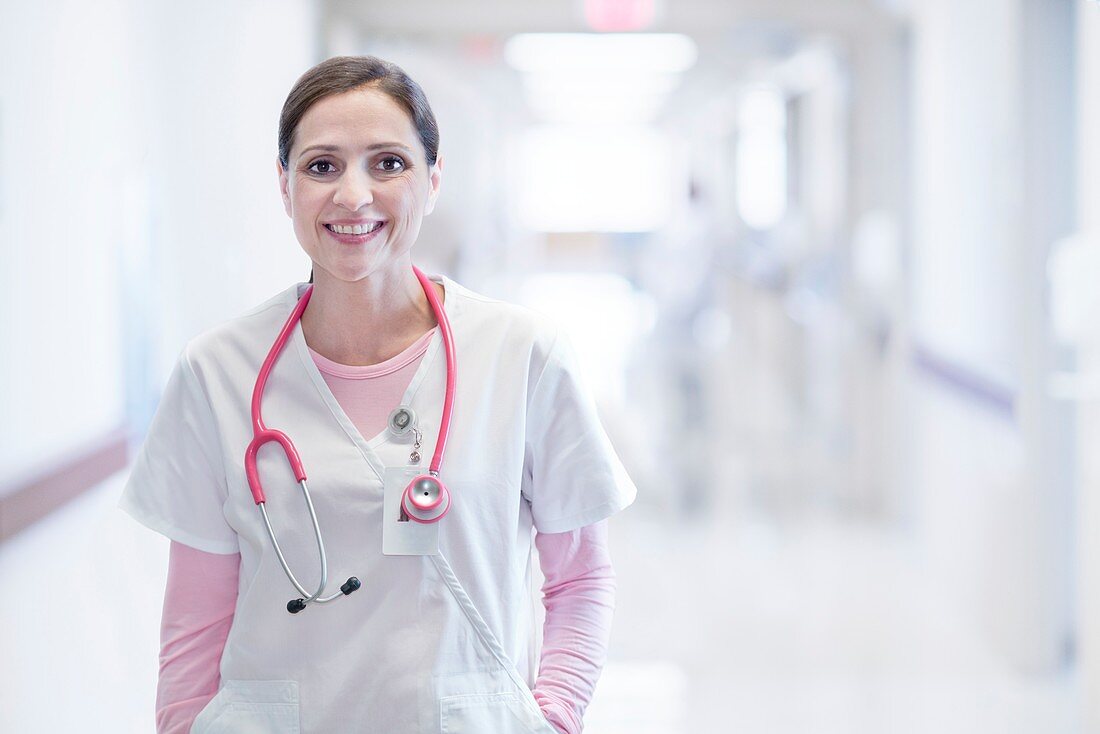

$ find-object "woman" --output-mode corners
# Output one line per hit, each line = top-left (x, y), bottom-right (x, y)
(121, 56), (636, 733)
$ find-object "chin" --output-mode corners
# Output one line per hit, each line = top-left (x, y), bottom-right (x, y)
(325, 262), (396, 284)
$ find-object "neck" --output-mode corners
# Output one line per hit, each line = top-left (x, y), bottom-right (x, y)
(300, 260), (444, 366)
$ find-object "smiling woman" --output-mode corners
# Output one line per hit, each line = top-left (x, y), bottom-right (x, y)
(278, 84), (441, 290)
(119, 55), (637, 734)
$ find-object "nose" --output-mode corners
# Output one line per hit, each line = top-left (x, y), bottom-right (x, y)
(332, 168), (374, 211)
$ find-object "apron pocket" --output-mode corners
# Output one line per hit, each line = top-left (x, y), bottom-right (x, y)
(191, 679), (300, 734)
(440, 692), (557, 734)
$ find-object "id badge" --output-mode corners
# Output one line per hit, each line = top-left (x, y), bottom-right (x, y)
(382, 465), (440, 556)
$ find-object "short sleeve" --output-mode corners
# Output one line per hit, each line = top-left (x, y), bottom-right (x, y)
(522, 330), (637, 533)
(118, 349), (240, 554)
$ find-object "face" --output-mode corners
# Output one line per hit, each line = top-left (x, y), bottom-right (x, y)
(278, 86), (442, 284)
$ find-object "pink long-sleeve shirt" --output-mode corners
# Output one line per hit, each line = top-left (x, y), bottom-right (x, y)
(155, 329), (614, 734)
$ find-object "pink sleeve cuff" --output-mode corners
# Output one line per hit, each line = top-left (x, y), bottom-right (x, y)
(532, 519), (617, 734)
(536, 690), (585, 734)
(156, 541), (239, 734)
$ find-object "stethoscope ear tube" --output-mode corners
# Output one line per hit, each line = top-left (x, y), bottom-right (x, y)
(260, 480), (361, 613)
(259, 481), (326, 600)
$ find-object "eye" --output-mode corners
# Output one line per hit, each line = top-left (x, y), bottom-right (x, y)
(307, 159), (337, 175)
(377, 156), (406, 173)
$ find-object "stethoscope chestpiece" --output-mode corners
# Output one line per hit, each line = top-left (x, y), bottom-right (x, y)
(401, 474), (451, 523)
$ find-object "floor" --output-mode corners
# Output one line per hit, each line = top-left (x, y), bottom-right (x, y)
(592, 505), (1079, 733)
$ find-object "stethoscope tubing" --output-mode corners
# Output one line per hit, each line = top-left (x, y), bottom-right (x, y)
(245, 265), (455, 612)
(245, 286), (314, 504)
(412, 264), (455, 476)
(259, 480), (347, 604)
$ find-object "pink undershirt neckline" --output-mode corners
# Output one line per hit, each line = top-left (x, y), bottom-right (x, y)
(306, 327), (436, 379)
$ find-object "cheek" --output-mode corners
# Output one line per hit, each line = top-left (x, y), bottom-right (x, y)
(290, 185), (326, 222)
(392, 179), (428, 218)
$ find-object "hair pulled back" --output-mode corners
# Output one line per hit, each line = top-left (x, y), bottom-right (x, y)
(278, 55), (440, 169)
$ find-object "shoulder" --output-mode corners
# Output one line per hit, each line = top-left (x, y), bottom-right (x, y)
(179, 283), (302, 383)
(443, 276), (561, 359)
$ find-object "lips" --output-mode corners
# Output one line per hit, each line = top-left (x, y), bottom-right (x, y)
(325, 221), (384, 235)
(323, 221), (387, 244)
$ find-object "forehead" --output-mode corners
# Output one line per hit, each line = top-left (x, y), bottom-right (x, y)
(293, 86), (422, 157)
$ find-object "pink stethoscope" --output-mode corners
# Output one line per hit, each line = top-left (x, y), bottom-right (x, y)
(244, 265), (456, 614)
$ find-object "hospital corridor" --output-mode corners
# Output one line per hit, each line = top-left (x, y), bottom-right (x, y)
(2, 0), (1100, 732)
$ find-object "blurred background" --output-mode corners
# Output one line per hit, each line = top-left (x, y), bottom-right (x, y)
(2, 0), (1099, 731)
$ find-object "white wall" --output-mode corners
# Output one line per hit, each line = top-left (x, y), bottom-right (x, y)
(135, 0), (322, 373)
(0, 0), (137, 473)
(0, 0), (320, 481)
(1075, 2), (1100, 729)
(909, 0), (1023, 385)
(906, 0), (1076, 674)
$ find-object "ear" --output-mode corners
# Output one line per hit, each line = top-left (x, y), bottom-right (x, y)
(424, 154), (443, 216)
(277, 157), (292, 216)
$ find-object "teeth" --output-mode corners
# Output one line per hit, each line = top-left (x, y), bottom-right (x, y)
(328, 222), (381, 235)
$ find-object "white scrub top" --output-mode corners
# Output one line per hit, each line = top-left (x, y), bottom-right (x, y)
(120, 275), (637, 733)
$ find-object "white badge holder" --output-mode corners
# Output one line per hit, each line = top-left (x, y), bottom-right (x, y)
(383, 465), (440, 556)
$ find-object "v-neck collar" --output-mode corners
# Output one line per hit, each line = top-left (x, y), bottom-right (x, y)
(290, 274), (454, 482)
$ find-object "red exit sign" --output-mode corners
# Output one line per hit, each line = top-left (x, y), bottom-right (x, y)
(583, 0), (657, 32)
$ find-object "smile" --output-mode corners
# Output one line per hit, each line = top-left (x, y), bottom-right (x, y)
(325, 222), (385, 235)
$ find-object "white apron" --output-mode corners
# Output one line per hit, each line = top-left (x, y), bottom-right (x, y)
(120, 276), (637, 733)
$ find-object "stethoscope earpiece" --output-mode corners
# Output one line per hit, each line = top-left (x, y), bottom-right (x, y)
(287, 576), (360, 615)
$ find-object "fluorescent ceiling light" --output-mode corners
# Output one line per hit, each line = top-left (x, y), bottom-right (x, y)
(504, 33), (697, 74)
(521, 71), (678, 122)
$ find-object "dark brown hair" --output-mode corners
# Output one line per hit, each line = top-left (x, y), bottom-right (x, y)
(277, 55), (440, 169)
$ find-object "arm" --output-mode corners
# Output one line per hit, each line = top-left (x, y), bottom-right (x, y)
(532, 519), (616, 734)
(156, 541), (240, 734)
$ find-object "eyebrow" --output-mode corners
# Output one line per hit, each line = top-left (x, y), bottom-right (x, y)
(297, 142), (414, 159)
